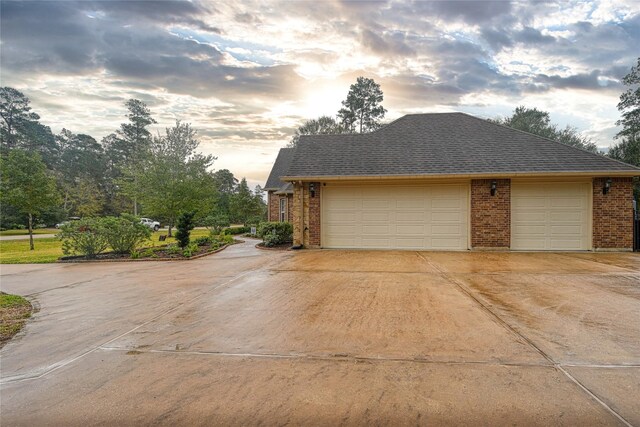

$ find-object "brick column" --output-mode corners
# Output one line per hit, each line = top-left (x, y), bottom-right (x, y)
(307, 182), (321, 248)
(593, 177), (634, 250)
(292, 182), (321, 248)
(287, 194), (294, 222)
(292, 183), (303, 246)
(471, 179), (511, 249)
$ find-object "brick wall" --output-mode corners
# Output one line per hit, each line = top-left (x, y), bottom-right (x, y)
(268, 191), (294, 223)
(593, 177), (634, 250)
(471, 179), (511, 249)
(267, 191), (279, 222)
(292, 182), (321, 248)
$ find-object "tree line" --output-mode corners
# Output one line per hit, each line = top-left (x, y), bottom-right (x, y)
(0, 90), (266, 239)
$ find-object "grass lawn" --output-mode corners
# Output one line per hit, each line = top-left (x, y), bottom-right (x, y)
(0, 228), (212, 264)
(0, 292), (33, 348)
(0, 228), (58, 236)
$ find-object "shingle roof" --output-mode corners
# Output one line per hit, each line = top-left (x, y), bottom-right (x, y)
(284, 113), (640, 178)
(264, 147), (295, 190)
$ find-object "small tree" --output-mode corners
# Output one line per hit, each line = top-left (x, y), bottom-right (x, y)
(175, 211), (195, 248)
(0, 149), (61, 250)
(204, 212), (230, 235)
(229, 178), (263, 225)
(338, 77), (387, 133)
(125, 121), (217, 236)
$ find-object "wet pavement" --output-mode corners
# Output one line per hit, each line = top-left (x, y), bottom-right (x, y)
(1, 241), (638, 426)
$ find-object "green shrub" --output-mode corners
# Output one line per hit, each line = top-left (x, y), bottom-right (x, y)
(102, 214), (151, 254)
(164, 244), (182, 255)
(130, 249), (141, 259)
(204, 213), (230, 235)
(194, 236), (212, 246)
(223, 226), (249, 235)
(262, 230), (280, 247)
(182, 242), (198, 257)
(220, 234), (234, 245)
(257, 222), (292, 247)
(58, 218), (109, 258)
(175, 211), (195, 248)
(142, 248), (157, 258)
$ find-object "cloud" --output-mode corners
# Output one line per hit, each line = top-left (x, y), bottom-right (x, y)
(360, 28), (416, 57)
(1, 0), (639, 187)
(0, 1), (304, 101)
(423, 1), (514, 25)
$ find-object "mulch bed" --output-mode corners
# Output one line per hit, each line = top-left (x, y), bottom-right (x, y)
(255, 242), (293, 251)
(58, 240), (241, 263)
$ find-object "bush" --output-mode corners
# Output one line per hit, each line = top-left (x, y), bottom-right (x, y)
(223, 226), (249, 235)
(164, 244), (182, 255)
(194, 236), (212, 246)
(101, 214), (151, 254)
(175, 211), (195, 248)
(257, 222), (292, 247)
(58, 218), (109, 258)
(182, 242), (198, 258)
(204, 213), (230, 235)
(214, 234), (234, 245)
(262, 230), (280, 247)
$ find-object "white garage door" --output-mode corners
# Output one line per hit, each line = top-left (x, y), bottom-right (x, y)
(511, 181), (590, 250)
(322, 184), (468, 250)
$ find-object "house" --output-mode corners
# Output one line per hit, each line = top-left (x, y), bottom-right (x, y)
(265, 112), (639, 251)
(264, 147), (295, 223)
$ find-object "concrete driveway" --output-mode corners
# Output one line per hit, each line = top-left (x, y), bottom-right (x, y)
(1, 241), (639, 426)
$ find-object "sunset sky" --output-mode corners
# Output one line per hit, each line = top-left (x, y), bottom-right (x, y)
(2, 0), (639, 189)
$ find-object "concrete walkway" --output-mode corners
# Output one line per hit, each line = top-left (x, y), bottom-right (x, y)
(1, 242), (638, 425)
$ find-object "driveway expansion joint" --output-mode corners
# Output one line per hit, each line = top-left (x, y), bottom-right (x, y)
(415, 251), (635, 427)
(96, 346), (557, 367)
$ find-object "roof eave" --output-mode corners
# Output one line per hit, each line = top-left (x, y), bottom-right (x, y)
(282, 171), (640, 181)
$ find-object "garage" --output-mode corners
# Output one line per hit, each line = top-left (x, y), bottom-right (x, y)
(271, 113), (638, 250)
(511, 181), (591, 250)
(322, 183), (468, 250)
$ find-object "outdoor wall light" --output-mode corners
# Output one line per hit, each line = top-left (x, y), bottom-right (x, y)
(490, 180), (497, 196)
(309, 182), (316, 198)
(603, 178), (612, 195)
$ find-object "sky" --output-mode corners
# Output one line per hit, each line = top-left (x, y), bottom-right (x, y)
(1, 0), (639, 189)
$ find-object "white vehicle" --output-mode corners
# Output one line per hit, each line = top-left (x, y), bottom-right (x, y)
(140, 218), (160, 231)
(55, 217), (80, 229)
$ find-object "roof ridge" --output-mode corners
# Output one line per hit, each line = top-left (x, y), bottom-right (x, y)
(457, 112), (640, 171)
